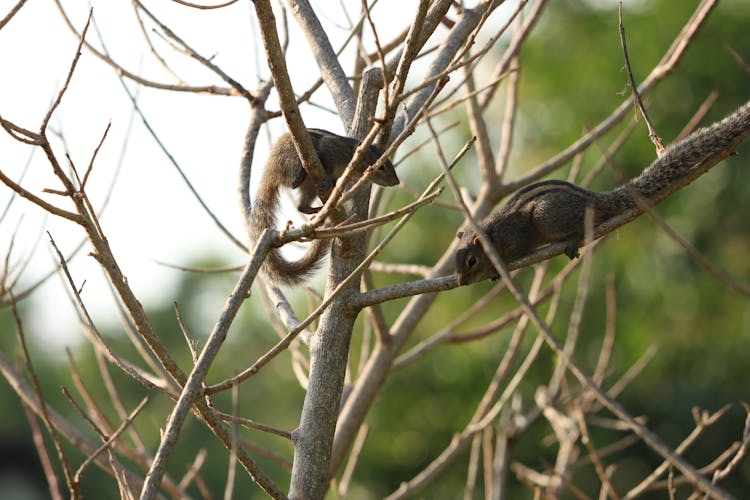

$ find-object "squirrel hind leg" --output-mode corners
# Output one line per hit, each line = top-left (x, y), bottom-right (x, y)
(296, 179), (323, 214)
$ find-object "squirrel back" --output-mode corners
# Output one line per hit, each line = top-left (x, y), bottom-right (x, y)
(455, 99), (750, 285)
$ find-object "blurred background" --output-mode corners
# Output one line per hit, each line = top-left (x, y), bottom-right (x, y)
(1, 0), (749, 497)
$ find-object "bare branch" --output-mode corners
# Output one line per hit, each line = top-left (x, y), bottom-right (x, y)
(10, 293), (77, 497)
(0, 0), (29, 29)
(254, 0), (326, 183)
(618, 2), (666, 156)
(140, 230), (282, 499)
(51, 0), (238, 95)
(286, 0), (356, 126)
(21, 404), (63, 500)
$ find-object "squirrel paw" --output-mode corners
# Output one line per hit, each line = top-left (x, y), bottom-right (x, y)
(563, 241), (580, 260)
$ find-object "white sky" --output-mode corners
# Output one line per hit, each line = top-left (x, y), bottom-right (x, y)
(0, 0), (707, 347)
(1, 0), (428, 344)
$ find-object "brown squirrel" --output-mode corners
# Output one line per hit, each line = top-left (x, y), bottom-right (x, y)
(251, 128), (399, 286)
(456, 100), (750, 285)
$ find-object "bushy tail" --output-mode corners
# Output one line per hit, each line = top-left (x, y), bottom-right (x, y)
(600, 100), (750, 212)
(632, 100), (750, 201)
(250, 184), (330, 286)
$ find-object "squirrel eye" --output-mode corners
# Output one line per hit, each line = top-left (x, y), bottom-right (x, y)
(467, 256), (477, 268)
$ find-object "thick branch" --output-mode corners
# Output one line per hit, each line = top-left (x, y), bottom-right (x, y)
(253, 0), (325, 182)
(140, 231), (282, 499)
(391, 6), (481, 139)
(287, 62), (383, 500)
(286, 0), (356, 127)
(331, 0), (723, 472)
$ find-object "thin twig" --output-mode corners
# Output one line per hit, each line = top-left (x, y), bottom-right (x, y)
(11, 292), (78, 497)
(81, 122), (111, 190)
(618, 2), (665, 156)
(495, 56), (520, 181)
(0, 0), (29, 29)
(337, 424), (369, 497)
(177, 449), (209, 497)
(710, 404), (750, 484)
(21, 403), (63, 500)
(140, 230), (282, 499)
(575, 408), (620, 500)
(175, 302), (199, 363)
(439, 110), (732, 500)
(41, 8), (92, 135)
(726, 45), (750, 75)
(214, 410), (292, 440)
(224, 383), (239, 500)
(73, 397), (150, 486)
(676, 91), (719, 141)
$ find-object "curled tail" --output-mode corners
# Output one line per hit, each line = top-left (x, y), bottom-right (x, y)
(250, 184), (330, 286)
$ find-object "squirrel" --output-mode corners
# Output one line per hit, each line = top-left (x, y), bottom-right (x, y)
(455, 99), (750, 286)
(251, 128), (399, 286)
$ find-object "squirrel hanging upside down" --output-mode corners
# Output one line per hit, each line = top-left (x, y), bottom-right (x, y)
(250, 128), (399, 286)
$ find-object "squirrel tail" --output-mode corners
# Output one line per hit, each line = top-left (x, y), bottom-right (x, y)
(621, 100), (750, 205)
(601, 100), (750, 213)
(250, 184), (330, 286)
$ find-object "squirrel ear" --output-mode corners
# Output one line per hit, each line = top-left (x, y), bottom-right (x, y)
(457, 231), (464, 239)
(472, 236), (481, 246)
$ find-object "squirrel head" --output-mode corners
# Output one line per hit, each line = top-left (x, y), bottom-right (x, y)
(455, 230), (498, 286)
(364, 145), (399, 187)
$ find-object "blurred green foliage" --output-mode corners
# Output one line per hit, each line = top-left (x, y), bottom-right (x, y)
(2, 0), (750, 498)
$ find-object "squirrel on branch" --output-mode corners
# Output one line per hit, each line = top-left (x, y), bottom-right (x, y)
(456, 100), (750, 286)
(251, 128), (399, 286)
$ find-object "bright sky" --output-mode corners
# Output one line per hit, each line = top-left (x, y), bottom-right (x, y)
(0, 0), (426, 344)
(1, 0), (568, 351)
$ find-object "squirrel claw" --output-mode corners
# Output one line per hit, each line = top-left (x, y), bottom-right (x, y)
(564, 241), (580, 260)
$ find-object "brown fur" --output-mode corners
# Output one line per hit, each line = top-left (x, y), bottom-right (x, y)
(456, 100), (750, 285)
(251, 129), (399, 286)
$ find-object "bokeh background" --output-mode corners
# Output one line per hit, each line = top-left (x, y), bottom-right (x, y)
(1, 0), (749, 497)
